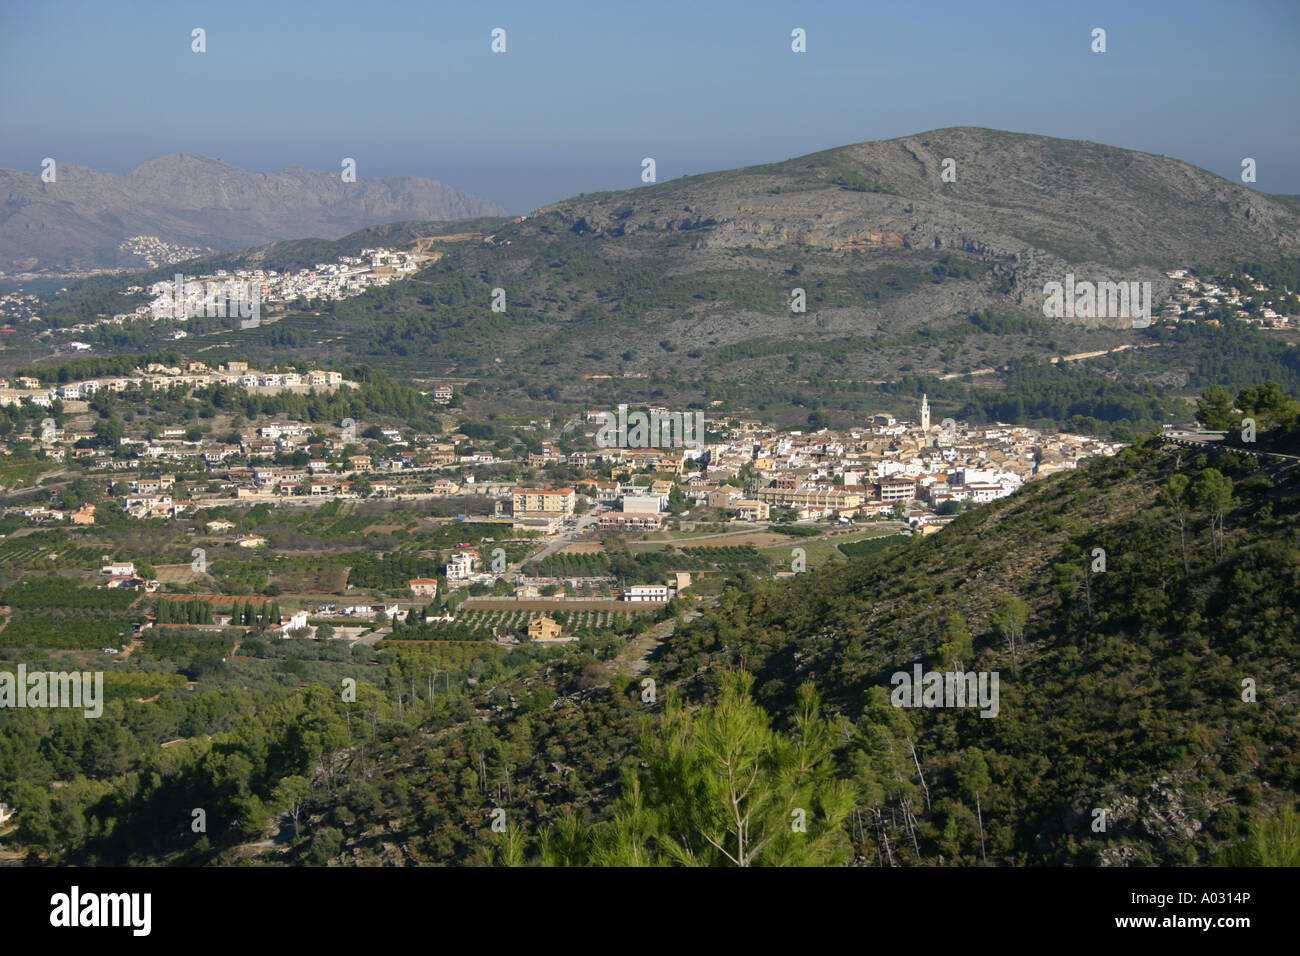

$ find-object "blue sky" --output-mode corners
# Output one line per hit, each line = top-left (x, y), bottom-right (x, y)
(1, 0), (1297, 212)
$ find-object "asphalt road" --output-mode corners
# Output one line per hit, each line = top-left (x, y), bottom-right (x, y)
(504, 509), (602, 579)
(1157, 432), (1300, 461)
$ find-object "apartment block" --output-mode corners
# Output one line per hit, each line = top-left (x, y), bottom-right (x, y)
(512, 487), (575, 515)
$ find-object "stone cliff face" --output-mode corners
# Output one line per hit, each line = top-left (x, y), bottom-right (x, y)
(0, 154), (506, 274)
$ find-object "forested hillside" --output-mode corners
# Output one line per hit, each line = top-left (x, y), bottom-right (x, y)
(623, 430), (1300, 865)
(4, 389), (1296, 866)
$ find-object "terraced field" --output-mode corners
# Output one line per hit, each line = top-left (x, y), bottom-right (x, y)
(389, 606), (637, 639)
(0, 536), (106, 571)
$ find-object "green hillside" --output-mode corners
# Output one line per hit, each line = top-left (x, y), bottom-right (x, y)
(630, 438), (1300, 865)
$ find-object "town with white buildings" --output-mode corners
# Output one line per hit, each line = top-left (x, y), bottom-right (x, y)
(0, 363), (1131, 659)
(0, 359), (352, 410)
(1158, 269), (1297, 328)
(1, 372), (1123, 542)
(0, 247), (435, 343)
(140, 247), (434, 322)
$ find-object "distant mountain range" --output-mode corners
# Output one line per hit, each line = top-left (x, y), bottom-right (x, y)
(0, 154), (506, 275)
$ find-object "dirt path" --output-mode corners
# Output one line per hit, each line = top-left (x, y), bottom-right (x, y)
(602, 600), (711, 680)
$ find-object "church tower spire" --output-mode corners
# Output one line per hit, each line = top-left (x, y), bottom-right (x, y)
(921, 393), (930, 432)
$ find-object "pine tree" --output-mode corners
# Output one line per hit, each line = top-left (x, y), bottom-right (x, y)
(990, 595), (1028, 675)
(1191, 468), (1234, 561)
(1157, 474), (1193, 576)
(934, 612), (974, 670)
(1215, 806), (1300, 866)
(549, 672), (854, 866)
(955, 750), (992, 863)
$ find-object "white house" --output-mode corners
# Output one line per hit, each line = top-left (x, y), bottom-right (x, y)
(445, 550), (478, 582)
(279, 610), (309, 636)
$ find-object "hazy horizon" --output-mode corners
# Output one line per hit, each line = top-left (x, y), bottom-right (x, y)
(2, 0), (1297, 213)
